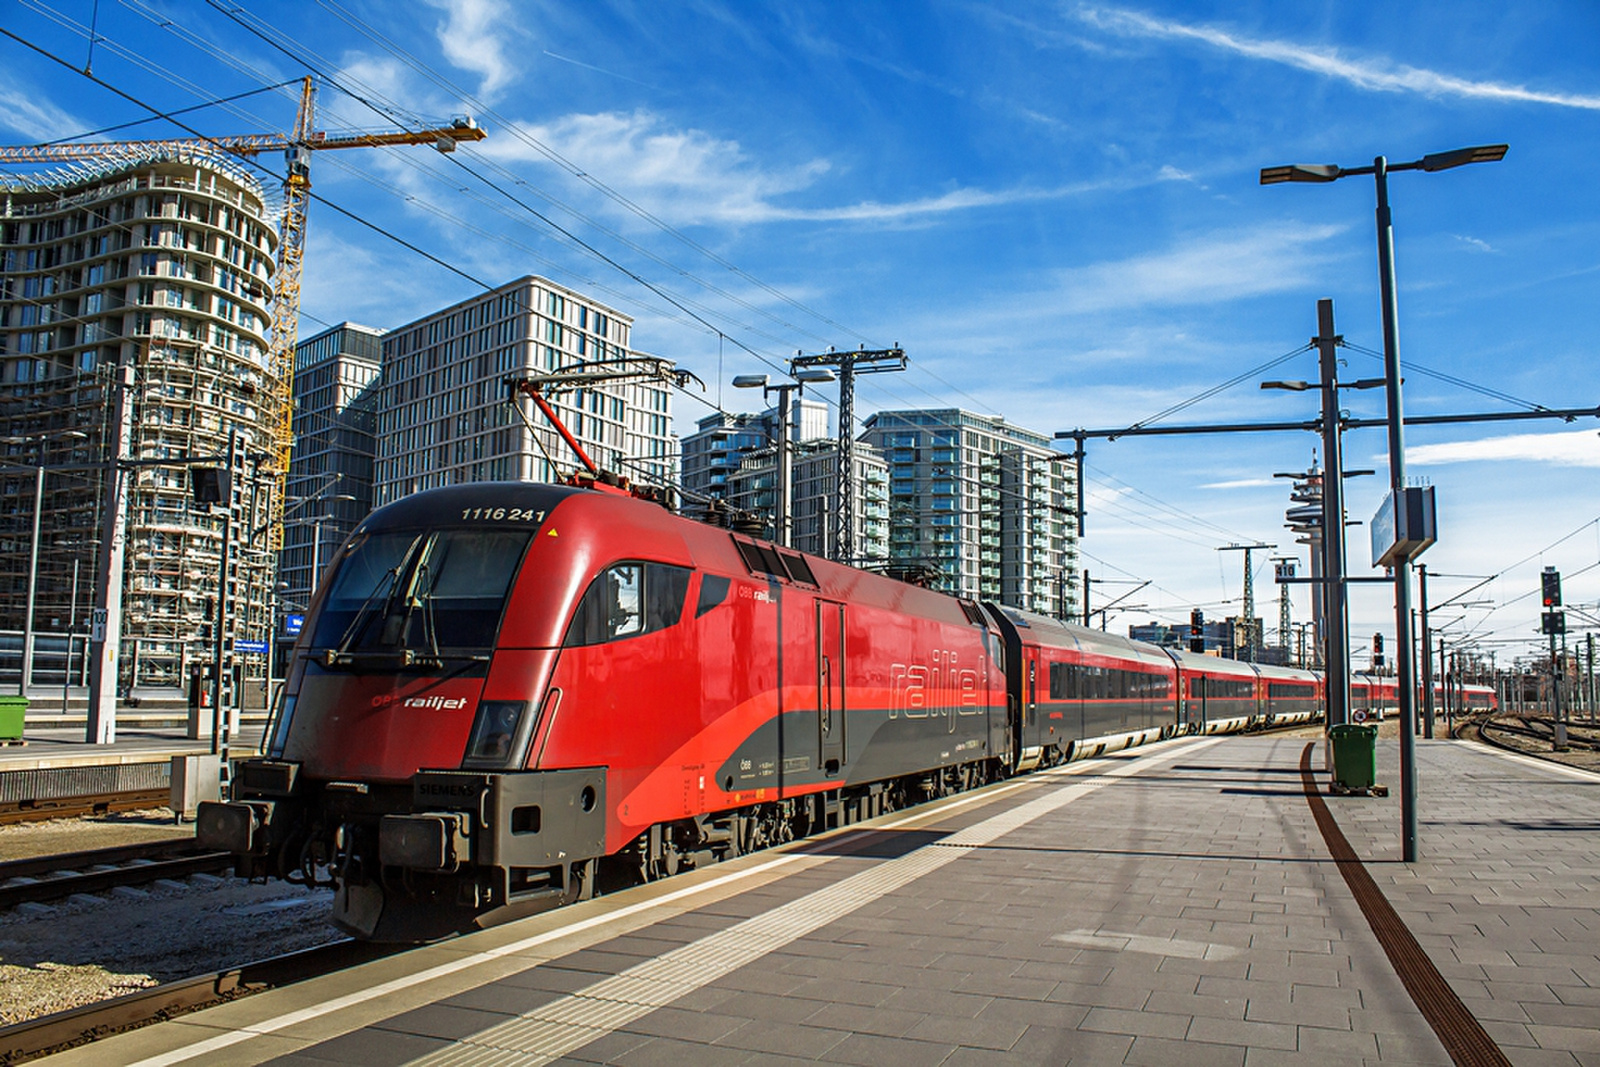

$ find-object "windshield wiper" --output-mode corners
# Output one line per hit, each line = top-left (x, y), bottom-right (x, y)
(319, 567), (399, 669)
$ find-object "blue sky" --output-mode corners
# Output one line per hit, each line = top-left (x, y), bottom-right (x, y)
(4, 0), (1597, 669)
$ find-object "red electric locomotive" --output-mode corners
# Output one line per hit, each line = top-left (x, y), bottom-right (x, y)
(201, 481), (1010, 940)
(200, 479), (1328, 941)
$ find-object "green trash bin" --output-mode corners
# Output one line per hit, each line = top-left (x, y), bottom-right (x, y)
(1329, 723), (1377, 794)
(0, 695), (27, 743)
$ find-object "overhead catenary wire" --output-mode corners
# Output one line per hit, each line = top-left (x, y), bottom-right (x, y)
(158, 0), (1007, 423)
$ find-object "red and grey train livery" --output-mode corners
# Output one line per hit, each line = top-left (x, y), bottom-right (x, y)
(200, 481), (1324, 940)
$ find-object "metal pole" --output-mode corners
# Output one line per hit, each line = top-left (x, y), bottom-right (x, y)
(1316, 299), (1352, 746)
(1419, 565), (1434, 738)
(62, 557), (79, 714)
(1373, 157), (1421, 862)
(311, 517), (323, 594)
(1082, 568), (1091, 627)
(1580, 633), (1593, 726)
(20, 463), (42, 696)
(211, 429), (236, 758)
(835, 361), (854, 563)
(1446, 633), (1459, 735)
(775, 386), (793, 548)
(87, 364), (135, 744)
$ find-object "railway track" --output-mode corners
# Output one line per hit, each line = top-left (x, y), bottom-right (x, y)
(0, 839), (235, 911)
(0, 938), (400, 1064)
(0, 789), (172, 826)
(1456, 712), (1600, 773)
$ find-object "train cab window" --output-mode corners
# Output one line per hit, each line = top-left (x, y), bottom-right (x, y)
(566, 562), (691, 647)
(310, 527), (534, 656)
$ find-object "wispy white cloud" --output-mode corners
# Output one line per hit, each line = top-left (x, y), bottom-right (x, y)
(1405, 430), (1600, 468)
(1053, 221), (1345, 314)
(1451, 234), (1495, 253)
(1201, 478), (1278, 489)
(426, 0), (518, 100)
(1078, 5), (1600, 111)
(0, 77), (85, 140)
(486, 110), (1191, 227)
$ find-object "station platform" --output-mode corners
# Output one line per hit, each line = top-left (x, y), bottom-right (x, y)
(46, 734), (1600, 1067)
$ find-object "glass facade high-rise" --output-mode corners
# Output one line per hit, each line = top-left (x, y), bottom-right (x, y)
(862, 409), (1077, 615)
(281, 323), (382, 612)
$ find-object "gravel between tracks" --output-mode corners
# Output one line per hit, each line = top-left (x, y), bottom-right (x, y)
(0, 809), (342, 1026)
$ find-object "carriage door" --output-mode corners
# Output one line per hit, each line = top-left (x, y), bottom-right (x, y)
(817, 600), (846, 776)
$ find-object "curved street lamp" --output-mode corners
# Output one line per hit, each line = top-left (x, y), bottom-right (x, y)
(1262, 143), (1507, 862)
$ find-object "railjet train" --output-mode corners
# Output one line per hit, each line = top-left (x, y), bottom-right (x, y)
(201, 480), (1358, 940)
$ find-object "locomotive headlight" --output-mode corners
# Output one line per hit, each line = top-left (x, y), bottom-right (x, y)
(463, 700), (528, 766)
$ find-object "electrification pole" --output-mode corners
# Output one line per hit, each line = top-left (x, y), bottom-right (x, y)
(1315, 301), (1353, 738)
(790, 345), (905, 564)
(1218, 544), (1274, 661)
(87, 364), (135, 744)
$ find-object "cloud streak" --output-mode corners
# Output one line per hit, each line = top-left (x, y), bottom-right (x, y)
(1405, 430), (1600, 468)
(1079, 5), (1600, 111)
(0, 77), (85, 141)
(1052, 221), (1345, 314)
(487, 110), (1192, 227)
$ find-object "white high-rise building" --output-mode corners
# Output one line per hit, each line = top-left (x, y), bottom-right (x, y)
(861, 409), (1077, 614)
(374, 276), (675, 504)
(725, 438), (889, 561)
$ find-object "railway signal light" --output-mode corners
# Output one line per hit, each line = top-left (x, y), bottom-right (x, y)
(1189, 609), (1205, 653)
(1373, 632), (1384, 669)
(1541, 567), (1562, 607)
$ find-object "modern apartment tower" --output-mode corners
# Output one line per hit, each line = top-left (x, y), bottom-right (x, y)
(373, 277), (675, 505)
(1, 153), (280, 696)
(279, 323), (382, 614)
(724, 439), (890, 562)
(861, 409), (1077, 615)
(679, 396), (828, 513)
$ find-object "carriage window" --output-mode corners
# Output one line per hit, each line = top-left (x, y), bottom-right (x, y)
(566, 562), (691, 646)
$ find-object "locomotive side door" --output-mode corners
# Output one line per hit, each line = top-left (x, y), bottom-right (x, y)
(816, 599), (846, 776)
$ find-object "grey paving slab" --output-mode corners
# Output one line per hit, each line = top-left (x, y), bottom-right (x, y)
(79, 734), (1600, 1067)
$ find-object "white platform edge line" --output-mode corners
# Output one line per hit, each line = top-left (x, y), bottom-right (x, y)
(1459, 739), (1600, 781)
(122, 736), (1218, 1067)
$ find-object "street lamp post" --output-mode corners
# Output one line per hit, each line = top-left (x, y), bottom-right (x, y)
(1262, 142), (1506, 863)
(21, 464), (42, 698)
(732, 370), (835, 548)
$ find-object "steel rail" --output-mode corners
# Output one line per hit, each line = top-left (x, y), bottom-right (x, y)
(0, 939), (400, 1064)
(0, 790), (171, 826)
(0, 851), (235, 911)
(0, 839), (206, 883)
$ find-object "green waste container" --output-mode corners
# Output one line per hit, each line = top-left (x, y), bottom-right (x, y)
(1329, 723), (1377, 794)
(0, 696), (27, 742)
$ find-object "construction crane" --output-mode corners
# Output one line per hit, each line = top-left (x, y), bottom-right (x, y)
(0, 76), (486, 548)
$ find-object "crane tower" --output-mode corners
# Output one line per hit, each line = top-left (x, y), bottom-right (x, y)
(0, 77), (486, 547)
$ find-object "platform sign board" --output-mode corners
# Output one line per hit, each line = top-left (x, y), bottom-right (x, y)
(284, 613), (304, 637)
(1371, 486), (1437, 568)
(91, 608), (108, 643)
(236, 640), (269, 655)
(1274, 560), (1296, 583)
